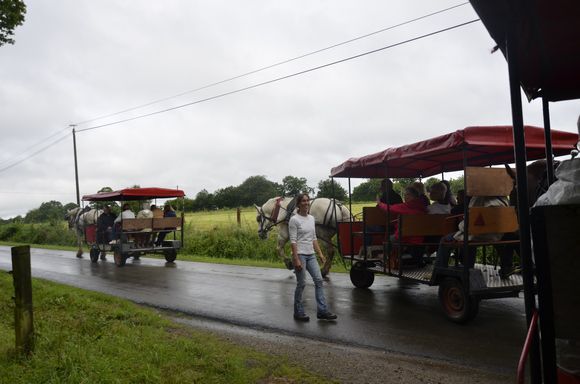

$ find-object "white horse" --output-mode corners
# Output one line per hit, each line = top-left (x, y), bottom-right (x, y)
(255, 197), (351, 277)
(65, 206), (103, 258)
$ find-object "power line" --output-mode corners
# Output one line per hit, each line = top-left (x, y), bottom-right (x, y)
(73, 2), (470, 126)
(0, 131), (70, 174)
(77, 19), (480, 134)
(0, 126), (70, 168)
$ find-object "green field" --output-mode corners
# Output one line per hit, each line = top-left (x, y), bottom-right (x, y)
(184, 202), (372, 230)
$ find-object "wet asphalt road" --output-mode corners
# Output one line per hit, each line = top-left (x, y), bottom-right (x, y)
(0, 246), (527, 375)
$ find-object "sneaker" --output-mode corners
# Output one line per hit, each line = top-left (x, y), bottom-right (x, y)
(317, 312), (337, 320)
(293, 313), (310, 322)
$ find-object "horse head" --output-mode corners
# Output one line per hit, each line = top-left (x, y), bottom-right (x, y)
(255, 197), (294, 240)
(65, 207), (81, 229)
(255, 198), (278, 240)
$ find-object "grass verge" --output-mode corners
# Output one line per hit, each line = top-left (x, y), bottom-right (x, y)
(0, 273), (332, 384)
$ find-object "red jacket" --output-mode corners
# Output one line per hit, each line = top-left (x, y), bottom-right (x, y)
(377, 198), (426, 243)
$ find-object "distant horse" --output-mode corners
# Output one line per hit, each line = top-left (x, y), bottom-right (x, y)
(65, 206), (103, 258)
(255, 197), (352, 277)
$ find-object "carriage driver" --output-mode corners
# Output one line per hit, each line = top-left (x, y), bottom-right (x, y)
(97, 205), (116, 244)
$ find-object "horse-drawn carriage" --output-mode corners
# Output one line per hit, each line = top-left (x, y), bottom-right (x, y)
(330, 125), (578, 323)
(80, 187), (185, 267)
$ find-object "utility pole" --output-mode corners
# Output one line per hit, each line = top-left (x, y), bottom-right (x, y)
(71, 125), (80, 206)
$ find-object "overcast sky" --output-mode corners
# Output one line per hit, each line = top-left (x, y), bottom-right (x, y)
(1, 1), (578, 218)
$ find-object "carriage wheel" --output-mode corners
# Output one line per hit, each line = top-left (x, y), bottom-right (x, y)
(164, 249), (177, 263)
(438, 277), (478, 323)
(350, 262), (374, 288)
(89, 247), (100, 263)
(113, 250), (126, 267)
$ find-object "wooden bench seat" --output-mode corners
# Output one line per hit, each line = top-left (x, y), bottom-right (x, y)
(121, 218), (153, 232)
(153, 217), (182, 230)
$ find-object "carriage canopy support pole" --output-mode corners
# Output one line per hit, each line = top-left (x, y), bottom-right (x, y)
(542, 98), (555, 185)
(71, 125), (80, 206)
(505, 8), (541, 383)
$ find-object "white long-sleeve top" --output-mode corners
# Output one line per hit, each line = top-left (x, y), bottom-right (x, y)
(114, 209), (136, 223)
(288, 213), (316, 255)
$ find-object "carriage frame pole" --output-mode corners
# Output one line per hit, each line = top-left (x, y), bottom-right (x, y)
(505, 7), (541, 382)
(71, 125), (80, 206)
(542, 98), (555, 185)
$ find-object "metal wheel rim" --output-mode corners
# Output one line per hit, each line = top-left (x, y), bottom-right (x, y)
(443, 286), (465, 314)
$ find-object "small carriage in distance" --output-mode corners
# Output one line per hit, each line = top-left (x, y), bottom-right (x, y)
(81, 187), (185, 267)
(330, 125), (578, 323)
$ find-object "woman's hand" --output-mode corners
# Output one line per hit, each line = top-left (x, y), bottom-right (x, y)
(293, 257), (302, 271)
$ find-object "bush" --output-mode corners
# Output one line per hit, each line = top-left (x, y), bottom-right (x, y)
(0, 222), (77, 246)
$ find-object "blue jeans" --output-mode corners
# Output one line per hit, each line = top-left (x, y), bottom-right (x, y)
(294, 254), (328, 316)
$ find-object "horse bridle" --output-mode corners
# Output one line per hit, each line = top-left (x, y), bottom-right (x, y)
(257, 204), (291, 235)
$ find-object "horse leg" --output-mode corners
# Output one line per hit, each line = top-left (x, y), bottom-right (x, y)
(277, 235), (293, 270)
(75, 227), (84, 258)
(321, 242), (334, 278)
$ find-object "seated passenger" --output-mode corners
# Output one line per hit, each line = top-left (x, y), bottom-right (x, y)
(441, 179), (457, 207)
(155, 205), (177, 246)
(411, 181), (430, 208)
(150, 204), (163, 218)
(427, 182), (451, 214)
(450, 189), (466, 215)
(113, 204), (135, 239)
(149, 205), (163, 244)
(435, 195), (508, 269)
(115, 203), (135, 223)
(364, 179), (402, 246)
(135, 205), (154, 247)
(379, 178), (403, 204)
(377, 186), (427, 245)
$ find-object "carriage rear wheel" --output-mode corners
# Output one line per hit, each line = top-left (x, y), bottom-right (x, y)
(438, 277), (478, 323)
(89, 247), (100, 263)
(164, 249), (177, 263)
(113, 250), (126, 267)
(350, 262), (375, 288)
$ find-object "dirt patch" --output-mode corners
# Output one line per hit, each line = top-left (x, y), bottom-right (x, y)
(170, 315), (513, 384)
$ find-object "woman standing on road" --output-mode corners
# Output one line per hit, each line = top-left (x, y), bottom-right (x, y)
(289, 193), (337, 322)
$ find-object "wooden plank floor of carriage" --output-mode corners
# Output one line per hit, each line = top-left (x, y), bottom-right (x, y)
(0, 245), (527, 379)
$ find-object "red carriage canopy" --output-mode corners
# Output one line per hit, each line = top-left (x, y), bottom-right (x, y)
(82, 187), (185, 201)
(330, 125), (578, 179)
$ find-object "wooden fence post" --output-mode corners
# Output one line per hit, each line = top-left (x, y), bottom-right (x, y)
(11, 245), (34, 355)
(237, 207), (241, 227)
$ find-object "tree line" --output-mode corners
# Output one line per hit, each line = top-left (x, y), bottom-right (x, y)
(0, 175), (464, 223)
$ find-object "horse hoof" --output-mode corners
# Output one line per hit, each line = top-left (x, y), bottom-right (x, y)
(76, 254), (83, 259)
